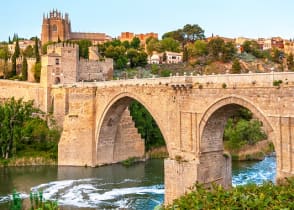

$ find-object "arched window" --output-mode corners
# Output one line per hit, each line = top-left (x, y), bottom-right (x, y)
(54, 77), (61, 84)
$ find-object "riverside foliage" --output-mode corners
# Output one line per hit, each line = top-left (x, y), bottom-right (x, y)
(165, 178), (294, 210)
(0, 98), (60, 162)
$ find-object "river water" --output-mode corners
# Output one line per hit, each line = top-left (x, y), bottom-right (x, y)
(0, 156), (276, 210)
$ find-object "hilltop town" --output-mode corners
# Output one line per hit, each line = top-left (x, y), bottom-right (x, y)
(0, 9), (293, 84)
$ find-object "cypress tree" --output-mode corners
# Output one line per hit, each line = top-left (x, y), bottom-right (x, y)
(34, 37), (40, 62)
(231, 58), (241, 74)
(14, 38), (20, 58)
(22, 57), (28, 81)
(11, 55), (17, 77)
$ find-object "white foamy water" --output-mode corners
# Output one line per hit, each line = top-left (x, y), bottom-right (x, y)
(232, 156), (276, 186)
(30, 178), (164, 208)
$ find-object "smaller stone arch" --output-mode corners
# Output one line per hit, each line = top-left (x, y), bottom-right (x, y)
(199, 96), (274, 142)
(197, 95), (275, 187)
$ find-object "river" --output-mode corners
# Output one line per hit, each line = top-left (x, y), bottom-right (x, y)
(0, 156), (276, 210)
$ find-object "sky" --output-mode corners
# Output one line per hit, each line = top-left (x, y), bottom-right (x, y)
(0, 0), (293, 41)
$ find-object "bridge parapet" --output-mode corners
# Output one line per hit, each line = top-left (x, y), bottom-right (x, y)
(51, 72), (294, 89)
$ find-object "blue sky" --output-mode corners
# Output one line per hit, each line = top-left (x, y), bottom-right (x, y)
(0, 0), (293, 41)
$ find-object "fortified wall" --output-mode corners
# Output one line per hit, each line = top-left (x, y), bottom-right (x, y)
(0, 80), (45, 110)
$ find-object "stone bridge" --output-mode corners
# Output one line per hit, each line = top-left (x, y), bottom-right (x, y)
(1, 72), (294, 204)
(52, 72), (294, 204)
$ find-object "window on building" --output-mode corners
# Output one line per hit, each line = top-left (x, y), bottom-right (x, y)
(55, 58), (60, 65)
(52, 24), (57, 32)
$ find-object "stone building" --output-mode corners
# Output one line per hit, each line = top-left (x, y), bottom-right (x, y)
(41, 9), (112, 44)
(40, 43), (113, 86)
(118, 32), (158, 49)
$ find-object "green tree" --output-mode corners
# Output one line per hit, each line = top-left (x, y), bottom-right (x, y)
(183, 24), (205, 43)
(162, 52), (167, 62)
(129, 101), (165, 150)
(21, 57), (28, 81)
(122, 40), (130, 49)
(0, 45), (10, 60)
(12, 33), (18, 42)
(23, 45), (34, 58)
(146, 38), (161, 55)
(0, 98), (36, 159)
(242, 40), (263, 58)
(34, 62), (41, 82)
(160, 69), (172, 77)
(182, 47), (189, 62)
(116, 56), (128, 69)
(77, 39), (92, 59)
(162, 29), (184, 44)
(14, 38), (20, 58)
(130, 37), (141, 49)
(162, 24), (205, 47)
(231, 58), (241, 73)
(11, 55), (17, 77)
(160, 38), (180, 52)
(33, 37), (40, 62)
(222, 42), (237, 62)
(193, 40), (208, 56)
(207, 37), (225, 60)
(223, 108), (266, 151)
(127, 48), (147, 68)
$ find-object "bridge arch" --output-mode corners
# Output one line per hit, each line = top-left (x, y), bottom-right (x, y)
(197, 95), (275, 187)
(94, 92), (169, 166)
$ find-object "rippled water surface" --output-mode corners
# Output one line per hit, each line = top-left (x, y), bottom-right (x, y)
(0, 157), (276, 209)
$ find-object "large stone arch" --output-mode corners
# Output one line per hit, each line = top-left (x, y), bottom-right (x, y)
(94, 92), (169, 165)
(197, 95), (275, 187)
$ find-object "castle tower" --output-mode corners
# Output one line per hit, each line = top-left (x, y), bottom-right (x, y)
(40, 42), (79, 87)
(41, 9), (71, 44)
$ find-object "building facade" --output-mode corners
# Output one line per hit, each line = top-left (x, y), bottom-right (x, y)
(40, 43), (113, 86)
(41, 9), (112, 44)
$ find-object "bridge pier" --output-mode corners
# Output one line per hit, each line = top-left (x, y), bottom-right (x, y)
(164, 159), (199, 205)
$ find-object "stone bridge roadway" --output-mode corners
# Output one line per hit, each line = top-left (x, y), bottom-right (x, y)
(53, 72), (294, 204)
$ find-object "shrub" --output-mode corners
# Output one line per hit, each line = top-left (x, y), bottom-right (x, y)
(165, 178), (294, 209)
(273, 80), (282, 87)
(222, 83), (227, 88)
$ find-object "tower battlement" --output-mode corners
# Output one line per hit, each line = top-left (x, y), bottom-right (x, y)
(47, 42), (79, 53)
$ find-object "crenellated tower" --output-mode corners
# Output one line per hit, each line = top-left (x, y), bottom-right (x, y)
(41, 9), (71, 44)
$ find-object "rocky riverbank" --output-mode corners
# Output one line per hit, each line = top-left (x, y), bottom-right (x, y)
(0, 157), (56, 167)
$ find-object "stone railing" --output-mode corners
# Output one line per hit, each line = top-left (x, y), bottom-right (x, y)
(52, 72), (294, 88)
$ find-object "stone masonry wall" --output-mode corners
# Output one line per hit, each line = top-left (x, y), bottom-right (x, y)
(0, 80), (45, 111)
(78, 59), (113, 81)
(113, 108), (145, 162)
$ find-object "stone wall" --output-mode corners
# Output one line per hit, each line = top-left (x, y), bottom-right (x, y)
(78, 59), (113, 81)
(113, 108), (145, 162)
(0, 80), (45, 111)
